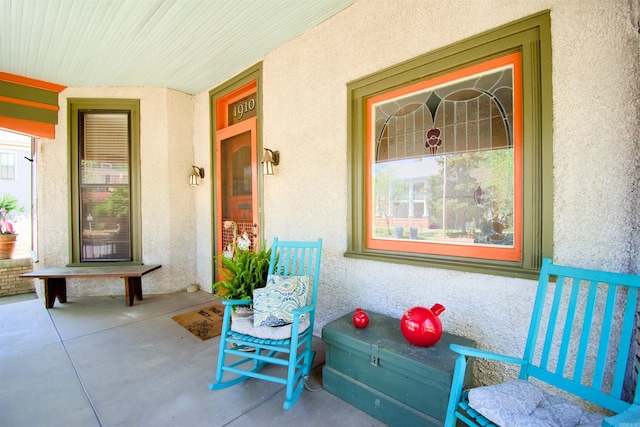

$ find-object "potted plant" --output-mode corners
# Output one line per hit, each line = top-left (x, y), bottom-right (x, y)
(213, 221), (272, 312)
(0, 193), (23, 259)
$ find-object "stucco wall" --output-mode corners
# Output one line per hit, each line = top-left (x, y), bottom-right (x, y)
(256, 0), (640, 387)
(36, 87), (199, 297)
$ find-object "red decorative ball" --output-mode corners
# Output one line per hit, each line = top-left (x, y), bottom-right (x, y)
(400, 304), (445, 347)
(353, 308), (370, 328)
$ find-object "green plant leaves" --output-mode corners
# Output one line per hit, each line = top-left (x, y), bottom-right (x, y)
(213, 242), (273, 302)
(0, 193), (24, 214)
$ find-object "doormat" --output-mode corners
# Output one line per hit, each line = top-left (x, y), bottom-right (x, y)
(172, 304), (225, 341)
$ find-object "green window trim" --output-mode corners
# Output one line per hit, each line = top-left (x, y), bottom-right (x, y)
(346, 11), (553, 279)
(68, 98), (142, 266)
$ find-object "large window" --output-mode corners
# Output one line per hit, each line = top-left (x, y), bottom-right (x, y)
(369, 53), (521, 261)
(347, 12), (553, 278)
(68, 99), (141, 265)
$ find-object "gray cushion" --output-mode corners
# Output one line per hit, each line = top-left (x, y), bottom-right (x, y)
(230, 313), (310, 340)
(468, 380), (606, 427)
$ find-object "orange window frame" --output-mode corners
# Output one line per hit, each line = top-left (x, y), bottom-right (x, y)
(365, 52), (523, 261)
(215, 80), (256, 131)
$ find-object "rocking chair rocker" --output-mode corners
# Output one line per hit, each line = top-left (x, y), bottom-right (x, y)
(210, 238), (322, 410)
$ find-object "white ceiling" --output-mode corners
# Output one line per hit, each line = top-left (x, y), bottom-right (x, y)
(1, 0), (355, 94)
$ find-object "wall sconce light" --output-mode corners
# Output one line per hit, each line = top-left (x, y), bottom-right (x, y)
(189, 166), (205, 186)
(262, 148), (280, 176)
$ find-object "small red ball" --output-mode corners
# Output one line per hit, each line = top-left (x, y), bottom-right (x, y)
(353, 308), (370, 328)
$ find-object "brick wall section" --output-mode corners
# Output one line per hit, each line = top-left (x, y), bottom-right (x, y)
(0, 258), (34, 297)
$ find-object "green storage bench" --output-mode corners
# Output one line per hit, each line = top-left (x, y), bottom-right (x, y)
(322, 311), (475, 427)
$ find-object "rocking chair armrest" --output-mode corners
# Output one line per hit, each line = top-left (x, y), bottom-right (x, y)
(292, 304), (314, 316)
(221, 299), (253, 306)
(450, 343), (526, 365)
(603, 404), (640, 427)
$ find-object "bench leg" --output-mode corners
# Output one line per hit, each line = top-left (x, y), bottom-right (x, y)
(125, 277), (143, 307)
(43, 277), (67, 308)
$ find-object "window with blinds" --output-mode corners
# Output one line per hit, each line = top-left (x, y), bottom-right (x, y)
(79, 112), (131, 261)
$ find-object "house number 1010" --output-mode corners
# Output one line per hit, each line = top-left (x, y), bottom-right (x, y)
(233, 98), (256, 120)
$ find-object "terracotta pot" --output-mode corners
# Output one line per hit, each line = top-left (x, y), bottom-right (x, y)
(0, 234), (17, 259)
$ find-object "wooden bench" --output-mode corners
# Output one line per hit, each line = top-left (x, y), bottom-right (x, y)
(21, 265), (161, 308)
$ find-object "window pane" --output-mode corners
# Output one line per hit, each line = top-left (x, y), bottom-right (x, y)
(81, 187), (131, 261)
(372, 150), (514, 246)
(227, 93), (257, 126)
(80, 112), (131, 261)
(368, 56), (520, 260)
(0, 152), (16, 180)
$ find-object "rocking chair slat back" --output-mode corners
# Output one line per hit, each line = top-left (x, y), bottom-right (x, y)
(521, 258), (640, 413)
(269, 238), (322, 306)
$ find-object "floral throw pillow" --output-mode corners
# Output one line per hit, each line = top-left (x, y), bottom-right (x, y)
(253, 275), (310, 327)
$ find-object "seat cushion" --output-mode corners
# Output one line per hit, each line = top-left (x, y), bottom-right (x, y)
(253, 275), (310, 327)
(468, 380), (606, 427)
(230, 313), (310, 340)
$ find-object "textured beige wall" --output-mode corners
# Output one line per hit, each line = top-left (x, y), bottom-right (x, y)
(258, 0), (640, 386)
(36, 87), (199, 297)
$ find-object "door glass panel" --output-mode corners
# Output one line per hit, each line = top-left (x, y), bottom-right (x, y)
(221, 130), (254, 252)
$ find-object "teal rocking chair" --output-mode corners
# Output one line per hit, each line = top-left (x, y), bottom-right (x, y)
(210, 238), (322, 410)
(445, 258), (640, 427)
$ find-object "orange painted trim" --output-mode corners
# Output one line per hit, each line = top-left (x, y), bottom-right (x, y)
(368, 54), (518, 105)
(0, 116), (55, 138)
(0, 72), (66, 93)
(215, 80), (256, 131)
(365, 52), (523, 262)
(0, 95), (60, 112)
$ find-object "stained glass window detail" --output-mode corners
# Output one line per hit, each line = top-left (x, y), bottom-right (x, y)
(368, 54), (522, 260)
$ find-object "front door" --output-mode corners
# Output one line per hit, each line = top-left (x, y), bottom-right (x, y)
(215, 117), (258, 255)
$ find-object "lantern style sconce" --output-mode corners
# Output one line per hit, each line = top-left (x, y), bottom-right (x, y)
(189, 166), (205, 186)
(262, 148), (280, 176)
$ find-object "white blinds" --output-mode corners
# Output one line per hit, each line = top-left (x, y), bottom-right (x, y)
(82, 113), (129, 184)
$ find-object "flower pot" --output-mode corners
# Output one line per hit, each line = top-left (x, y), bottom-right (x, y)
(0, 234), (17, 259)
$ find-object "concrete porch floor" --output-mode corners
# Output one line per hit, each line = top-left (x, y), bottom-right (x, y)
(0, 291), (385, 427)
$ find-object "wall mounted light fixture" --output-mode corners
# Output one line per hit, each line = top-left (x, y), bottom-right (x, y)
(189, 166), (205, 186)
(262, 148), (280, 175)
